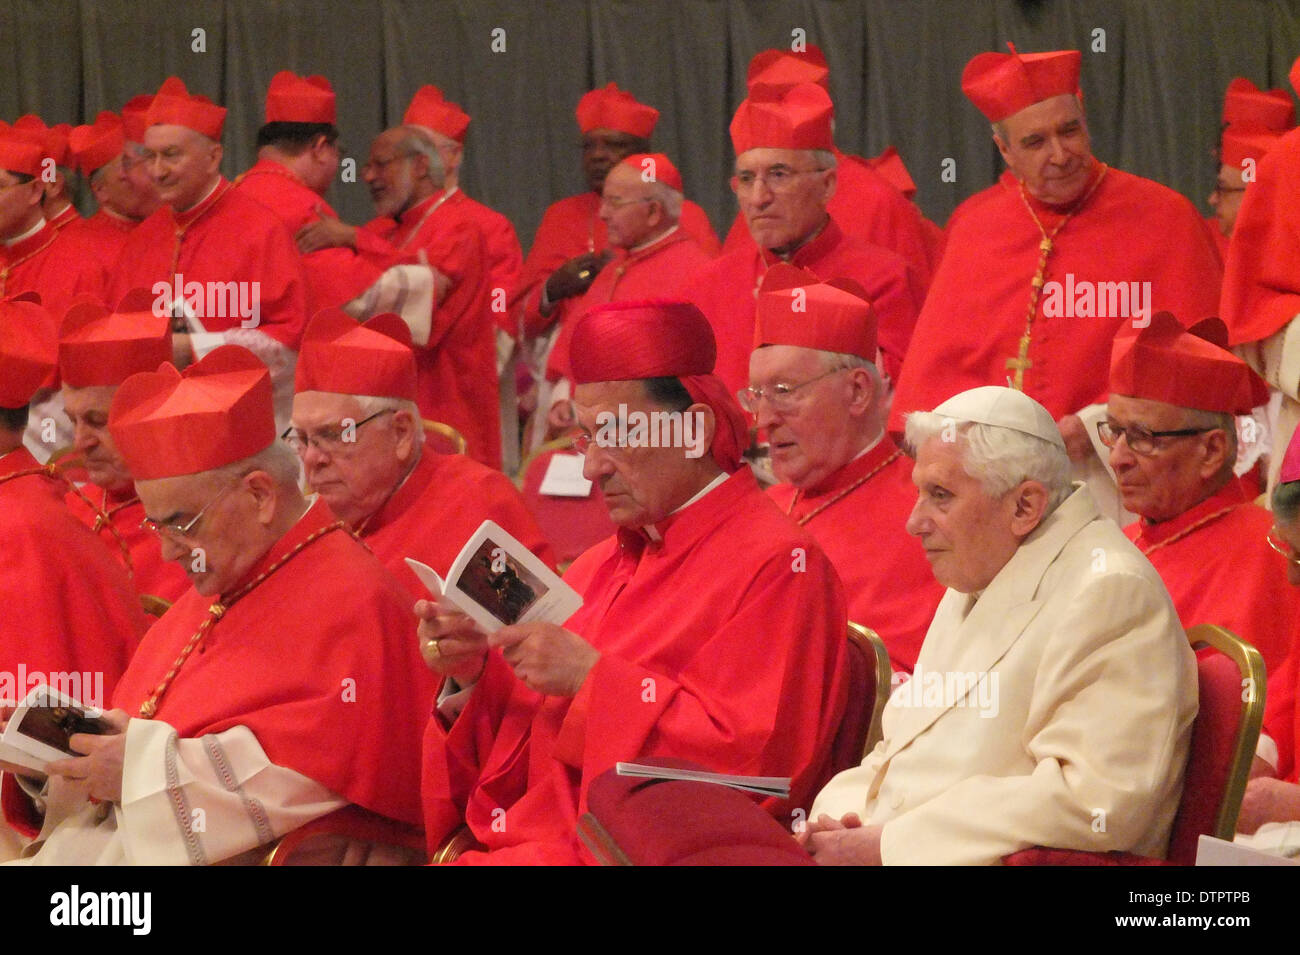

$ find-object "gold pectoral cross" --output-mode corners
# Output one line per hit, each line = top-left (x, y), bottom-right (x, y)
(1006, 334), (1032, 391)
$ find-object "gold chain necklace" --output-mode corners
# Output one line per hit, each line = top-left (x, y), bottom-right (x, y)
(1007, 164), (1109, 391)
(786, 449), (902, 525)
(1136, 504), (1239, 557)
(138, 520), (346, 718)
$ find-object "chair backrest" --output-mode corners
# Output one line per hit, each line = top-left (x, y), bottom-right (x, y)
(1165, 624), (1267, 864)
(139, 594), (172, 619)
(422, 419), (467, 455)
(830, 623), (892, 774)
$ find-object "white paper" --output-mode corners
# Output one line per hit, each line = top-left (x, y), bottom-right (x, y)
(615, 762), (791, 799)
(538, 452), (593, 498)
(0, 685), (105, 774)
(406, 520), (581, 634)
(1196, 834), (1300, 865)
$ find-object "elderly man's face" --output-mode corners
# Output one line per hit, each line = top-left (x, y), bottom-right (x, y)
(733, 147), (835, 252)
(600, 164), (661, 249)
(1208, 162), (1247, 237)
(906, 436), (1023, 593)
(0, 168), (45, 239)
(363, 129), (420, 219)
(93, 153), (160, 221)
(581, 128), (642, 193)
(120, 145), (163, 218)
(63, 385), (134, 492)
(290, 391), (411, 528)
(141, 125), (223, 212)
(573, 379), (709, 528)
(137, 470), (258, 596)
(996, 94), (1094, 207)
(747, 345), (864, 488)
(1106, 394), (1225, 522)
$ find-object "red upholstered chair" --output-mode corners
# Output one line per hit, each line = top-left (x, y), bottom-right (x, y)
(518, 438), (616, 567)
(578, 757), (815, 866)
(422, 419), (468, 456)
(1003, 624), (1266, 866)
(262, 805), (427, 865)
(842, 623), (892, 765)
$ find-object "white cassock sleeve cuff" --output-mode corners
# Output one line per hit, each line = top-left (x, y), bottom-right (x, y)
(118, 719), (345, 865)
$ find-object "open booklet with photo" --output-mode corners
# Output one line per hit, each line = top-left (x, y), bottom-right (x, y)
(0, 684), (111, 775)
(405, 519), (582, 634)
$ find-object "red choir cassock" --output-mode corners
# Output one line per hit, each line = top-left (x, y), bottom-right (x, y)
(1264, 427), (1300, 783)
(0, 299), (146, 705)
(421, 300), (849, 864)
(10, 116), (80, 234)
(515, 191), (719, 339)
(546, 228), (714, 382)
(1124, 478), (1297, 674)
(101, 344), (433, 826)
(890, 50), (1222, 431)
(769, 443), (941, 673)
(110, 179), (308, 348)
(293, 310), (555, 597)
(684, 216), (922, 398)
(1109, 312), (1295, 674)
(57, 295), (190, 604)
(403, 85), (524, 317)
(353, 192), (500, 469)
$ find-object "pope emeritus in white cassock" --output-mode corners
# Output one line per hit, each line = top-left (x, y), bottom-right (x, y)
(804, 386), (1198, 865)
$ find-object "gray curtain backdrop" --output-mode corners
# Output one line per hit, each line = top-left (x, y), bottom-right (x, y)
(3, 0), (1298, 249)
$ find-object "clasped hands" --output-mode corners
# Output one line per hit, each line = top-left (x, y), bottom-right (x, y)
(414, 599), (599, 697)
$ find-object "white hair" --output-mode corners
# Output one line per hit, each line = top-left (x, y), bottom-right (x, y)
(396, 127), (445, 186)
(350, 393), (425, 449)
(645, 179), (683, 220)
(817, 349), (884, 434)
(210, 439), (303, 489)
(904, 412), (1074, 513)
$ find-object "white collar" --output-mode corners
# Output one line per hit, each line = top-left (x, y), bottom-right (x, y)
(4, 217), (46, 246)
(642, 471), (729, 542)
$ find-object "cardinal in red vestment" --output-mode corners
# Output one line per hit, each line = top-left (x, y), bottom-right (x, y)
(1105, 312), (1296, 674)
(418, 299), (849, 864)
(748, 265), (943, 671)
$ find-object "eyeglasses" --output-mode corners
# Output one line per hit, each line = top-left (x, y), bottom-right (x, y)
(140, 481), (237, 541)
(732, 165), (828, 194)
(737, 368), (846, 414)
(1095, 420), (1215, 456)
(361, 152), (413, 175)
(282, 409), (395, 455)
(1267, 528), (1300, 566)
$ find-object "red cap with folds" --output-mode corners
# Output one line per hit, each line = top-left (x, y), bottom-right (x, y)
(12, 115), (72, 168)
(144, 77), (227, 140)
(575, 83), (659, 138)
(1109, 311), (1268, 415)
(961, 44), (1082, 122)
(865, 145), (917, 198)
(569, 299), (749, 471)
(753, 264), (876, 360)
(265, 71), (336, 125)
(294, 309), (417, 401)
(404, 85), (470, 143)
(730, 82), (834, 154)
(1222, 77), (1295, 131)
(1221, 124), (1284, 168)
(617, 152), (682, 192)
(0, 298), (57, 409)
(121, 94), (154, 143)
(69, 111), (126, 176)
(746, 46), (830, 92)
(59, 289), (172, 388)
(109, 345), (275, 479)
(0, 125), (45, 177)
